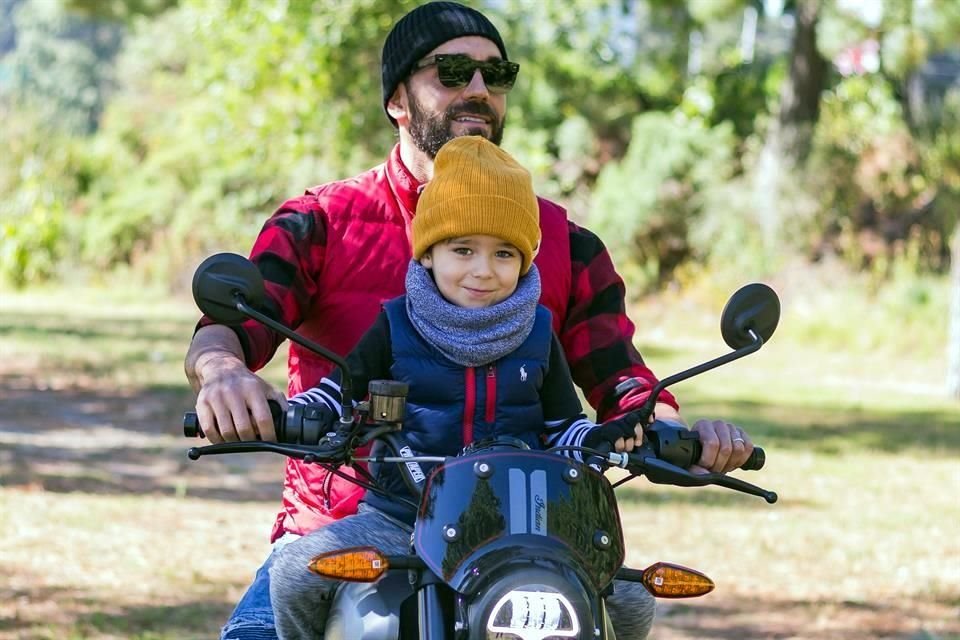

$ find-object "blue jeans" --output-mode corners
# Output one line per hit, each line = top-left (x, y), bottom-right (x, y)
(220, 538), (295, 640)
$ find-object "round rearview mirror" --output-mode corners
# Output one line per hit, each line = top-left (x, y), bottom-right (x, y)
(191, 253), (265, 326)
(720, 283), (780, 350)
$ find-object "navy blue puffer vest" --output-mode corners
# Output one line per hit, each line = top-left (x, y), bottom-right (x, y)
(363, 296), (552, 524)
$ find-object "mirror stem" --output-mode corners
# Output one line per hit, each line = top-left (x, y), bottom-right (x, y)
(637, 329), (763, 424)
(235, 295), (354, 423)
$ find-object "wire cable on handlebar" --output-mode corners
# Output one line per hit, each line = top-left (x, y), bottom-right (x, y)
(545, 445), (643, 489)
(316, 462), (419, 512)
(352, 461), (377, 487)
(544, 445), (613, 460)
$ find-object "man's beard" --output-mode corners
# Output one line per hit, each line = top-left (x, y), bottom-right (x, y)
(407, 89), (505, 158)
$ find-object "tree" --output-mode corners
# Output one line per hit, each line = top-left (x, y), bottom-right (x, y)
(949, 227), (960, 399)
(0, 0), (122, 133)
(73, 0), (417, 273)
(752, 0), (828, 251)
(773, 0), (827, 164)
(495, 0), (697, 205)
(66, 0), (177, 22)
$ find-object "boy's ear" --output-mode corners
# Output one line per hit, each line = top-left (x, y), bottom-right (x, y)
(419, 251), (433, 269)
(530, 241), (541, 262)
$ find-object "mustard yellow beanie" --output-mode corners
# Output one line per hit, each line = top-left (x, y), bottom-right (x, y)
(413, 136), (541, 275)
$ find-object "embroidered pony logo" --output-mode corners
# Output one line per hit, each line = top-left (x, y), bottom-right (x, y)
(520, 365), (528, 382)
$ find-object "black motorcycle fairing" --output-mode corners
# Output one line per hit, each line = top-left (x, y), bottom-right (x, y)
(414, 450), (624, 593)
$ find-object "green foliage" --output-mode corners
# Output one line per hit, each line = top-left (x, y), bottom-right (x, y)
(590, 111), (736, 293)
(710, 60), (782, 138)
(0, 106), (81, 287)
(0, 203), (65, 288)
(686, 0), (741, 24)
(878, 0), (960, 79)
(66, 0), (178, 22)
(0, 0), (123, 134)
(0, 0), (128, 287)
(499, 0), (694, 156)
(73, 0), (416, 281)
(0, 0), (958, 294)
(816, 2), (874, 63)
(804, 75), (956, 273)
(921, 89), (960, 246)
(819, 0), (960, 79)
(780, 263), (949, 365)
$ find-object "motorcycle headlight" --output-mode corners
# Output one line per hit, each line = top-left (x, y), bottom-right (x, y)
(485, 588), (580, 640)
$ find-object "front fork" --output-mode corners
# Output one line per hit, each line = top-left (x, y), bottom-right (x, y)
(417, 577), (451, 640)
(597, 585), (615, 639)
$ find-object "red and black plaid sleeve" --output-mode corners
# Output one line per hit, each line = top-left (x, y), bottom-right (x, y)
(560, 221), (678, 421)
(197, 195), (328, 372)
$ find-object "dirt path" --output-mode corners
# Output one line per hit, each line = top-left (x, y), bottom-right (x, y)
(0, 373), (283, 501)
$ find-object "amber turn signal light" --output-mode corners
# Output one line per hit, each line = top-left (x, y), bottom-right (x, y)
(641, 561), (715, 598)
(307, 546), (389, 582)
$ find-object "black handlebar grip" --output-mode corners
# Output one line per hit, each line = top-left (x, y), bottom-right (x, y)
(691, 441), (765, 471)
(267, 399), (285, 441)
(183, 412), (203, 438)
(742, 446), (765, 471)
(692, 440), (764, 470)
(182, 400), (285, 439)
(646, 421), (767, 471)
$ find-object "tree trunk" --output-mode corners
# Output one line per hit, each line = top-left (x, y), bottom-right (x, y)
(948, 225), (960, 399)
(776, 0), (828, 165)
(754, 0), (828, 251)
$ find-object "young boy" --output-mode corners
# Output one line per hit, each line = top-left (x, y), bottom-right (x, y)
(269, 136), (654, 639)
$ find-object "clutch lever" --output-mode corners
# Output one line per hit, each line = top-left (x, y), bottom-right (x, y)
(187, 439), (349, 463)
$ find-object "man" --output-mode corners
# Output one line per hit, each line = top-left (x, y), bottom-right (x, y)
(185, 3), (755, 638)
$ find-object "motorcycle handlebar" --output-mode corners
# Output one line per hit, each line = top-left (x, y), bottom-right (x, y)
(183, 399), (337, 445)
(688, 439), (765, 471)
(643, 420), (765, 471)
(184, 412), (764, 472)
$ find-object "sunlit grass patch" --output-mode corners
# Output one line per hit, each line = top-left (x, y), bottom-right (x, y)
(0, 285), (287, 390)
(1, 489), (277, 640)
(619, 449), (960, 603)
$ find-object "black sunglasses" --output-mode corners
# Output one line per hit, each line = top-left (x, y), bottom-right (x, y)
(412, 54), (520, 94)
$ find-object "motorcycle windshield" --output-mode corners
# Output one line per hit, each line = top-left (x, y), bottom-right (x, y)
(413, 450), (624, 591)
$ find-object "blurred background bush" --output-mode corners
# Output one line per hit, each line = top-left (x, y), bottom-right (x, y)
(1, 0), (958, 395)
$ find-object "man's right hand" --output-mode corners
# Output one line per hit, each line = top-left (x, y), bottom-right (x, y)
(185, 325), (286, 443)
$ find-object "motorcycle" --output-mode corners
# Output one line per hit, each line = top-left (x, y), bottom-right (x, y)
(184, 252), (781, 640)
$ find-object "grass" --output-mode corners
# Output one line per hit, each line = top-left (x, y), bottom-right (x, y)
(1, 275), (959, 639)
(618, 449), (960, 601)
(0, 284), (287, 390)
(0, 491), (275, 640)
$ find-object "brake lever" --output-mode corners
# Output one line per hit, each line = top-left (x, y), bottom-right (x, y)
(625, 452), (778, 504)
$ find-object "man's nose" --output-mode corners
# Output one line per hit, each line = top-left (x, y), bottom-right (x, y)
(462, 68), (490, 99)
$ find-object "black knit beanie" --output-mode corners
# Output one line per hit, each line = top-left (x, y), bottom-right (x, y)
(381, 2), (508, 127)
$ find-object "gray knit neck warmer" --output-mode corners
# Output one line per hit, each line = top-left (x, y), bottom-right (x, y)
(404, 260), (541, 367)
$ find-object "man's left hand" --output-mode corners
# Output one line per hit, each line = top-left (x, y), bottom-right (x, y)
(646, 404), (753, 474)
(688, 419), (754, 474)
